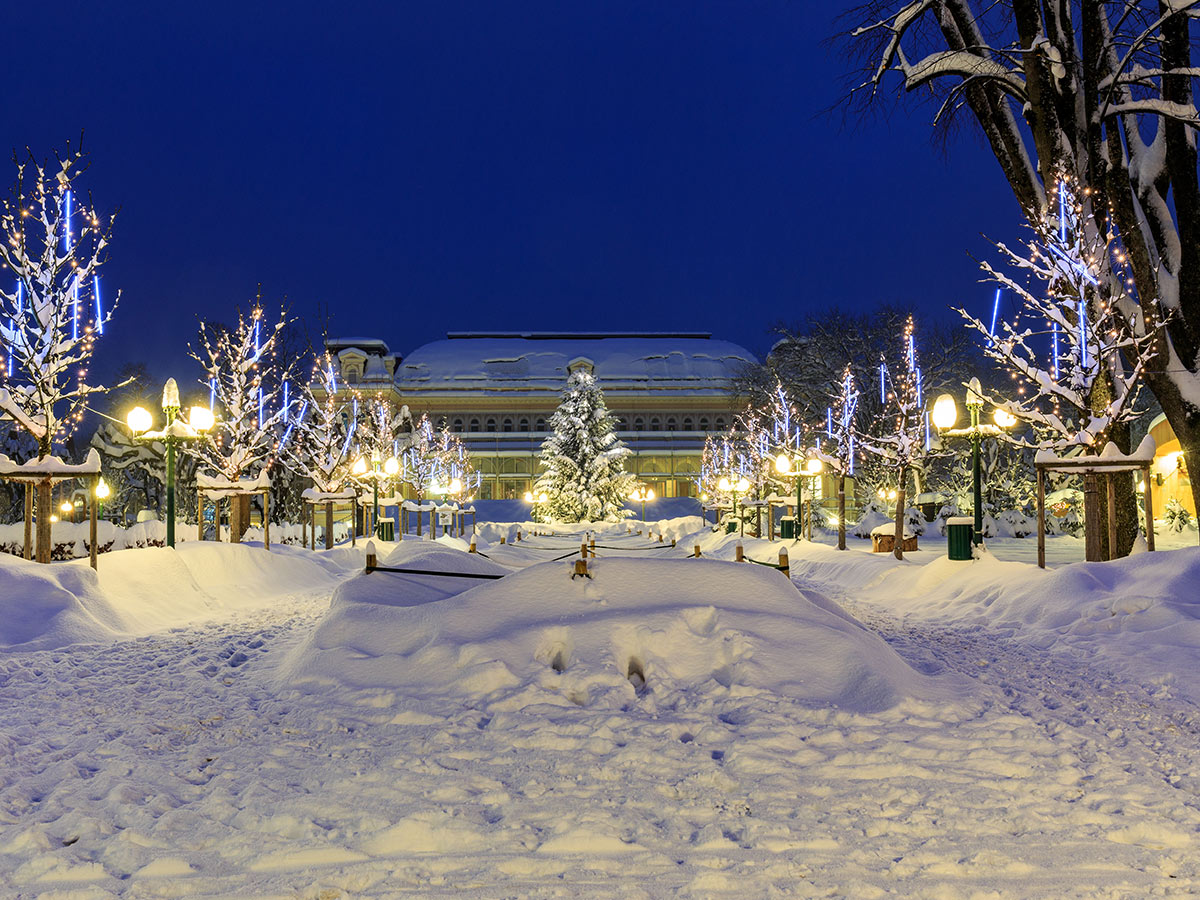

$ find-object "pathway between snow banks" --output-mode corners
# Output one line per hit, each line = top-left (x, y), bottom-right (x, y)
(0, 534), (1198, 897)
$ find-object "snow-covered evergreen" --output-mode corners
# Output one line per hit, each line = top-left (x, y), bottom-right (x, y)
(533, 370), (634, 523)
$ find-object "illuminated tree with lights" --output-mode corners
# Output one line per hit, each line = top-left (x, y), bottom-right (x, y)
(533, 369), (634, 523)
(393, 414), (477, 532)
(186, 302), (298, 537)
(0, 145), (119, 459)
(282, 349), (361, 494)
(857, 315), (939, 559)
(964, 176), (1157, 450)
(813, 365), (859, 550)
(962, 176), (1160, 556)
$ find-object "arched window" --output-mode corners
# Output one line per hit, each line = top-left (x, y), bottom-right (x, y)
(682, 417), (693, 431)
(486, 418), (497, 432)
(518, 417), (530, 432)
(715, 417), (726, 430)
(634, 417), (645, 431)
(649, 417), (661, 431)
(345, 367), (360, 384)
(502, 418), (513, 433)
(452, 418), (464, 433)
(666, 417), (677, 432)
(699, 417), (710, 431)
(535, 417), (546, 431)
(469, 418), (480, 433)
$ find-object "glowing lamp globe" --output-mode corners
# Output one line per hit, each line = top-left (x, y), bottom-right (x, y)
(718, 477), (731, 492)
(351, 457), (368, 476)
(449, 477), (462, 493)
(932, 393), (957, 430)
(60, 500), (73, 514)
(993, 408), (1017, 428)
(189, 406), (215, 432)
(805, 457), (823, 475)
(523, 491), (533, 503)
(647, 489), (655, 501)
(736, 477), (750, 493)
(95, 480), (110, 500)
(966, 377), (985, 409)
(384, 457), (400, 476)
(126, 406), (153, 434)
(162, 377), (181, 411)
(775, 453), (791, 475)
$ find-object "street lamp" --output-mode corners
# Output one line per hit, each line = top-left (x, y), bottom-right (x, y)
(60, 500), (74, 523)
(717, 475), (751, 536)
(127, 378), (214, 548)
(932, 376), (1013, 546)
(95, 479), (110, 521)
(355, 450), (399, 538)
(775, 454), (823, 540)
(630, 485), (656, 522)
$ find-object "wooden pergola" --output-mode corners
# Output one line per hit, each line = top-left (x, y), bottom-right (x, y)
(300, 487), (359, 550)
(197, 471), (273, 548)
(0, 449), (103, 567)
(1034, 436), (1156, 568)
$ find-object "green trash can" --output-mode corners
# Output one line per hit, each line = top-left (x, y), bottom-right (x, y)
(779, 516), (796, 540)
(946, 517), (974, 560)
(376, 519), (395, 541)
(725, 520), (738, 534)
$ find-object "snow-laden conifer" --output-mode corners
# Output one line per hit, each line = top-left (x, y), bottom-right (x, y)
(533, 370), (634, 523)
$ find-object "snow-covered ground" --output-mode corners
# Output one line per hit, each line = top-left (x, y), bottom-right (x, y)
(1, 524), (1198, 897)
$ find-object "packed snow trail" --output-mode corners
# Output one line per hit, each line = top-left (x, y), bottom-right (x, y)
(1, 540), (1199, 897)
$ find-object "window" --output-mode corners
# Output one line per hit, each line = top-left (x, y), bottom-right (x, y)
(634, 417), (645, 431)
(518, 417), (529, 432)
(650, 417), (661, 431)
(470, 418), (480, 433)
(715, 417), (726, 430)
(699, 417), (709, 431)
(503, 418), (513, 433)
(486, 418), (497, 432)
(666, 417), (677, 432)
(452, 418), (464, 433)
(535, 418), (546, 431)
(682, 417), (693, 430)
(345, 367), (360, 384)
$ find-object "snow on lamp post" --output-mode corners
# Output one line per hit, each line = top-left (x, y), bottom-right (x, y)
(775, 454), (823, 540)
(127, 378), (214, 548)
(630, 485), (655, 523)
(933, 377), (1014, 547)
(355, 449), (400, 539)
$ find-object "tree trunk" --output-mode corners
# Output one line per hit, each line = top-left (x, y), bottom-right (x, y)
(1083, 473), (1103, 562)
(23, 485), (32, 560)
(325, 503), (334, 550)
(837, 475), (847, 551)
(893, 468), (907, 561)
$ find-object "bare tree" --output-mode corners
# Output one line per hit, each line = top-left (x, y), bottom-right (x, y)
(848, 0), (1200, 519)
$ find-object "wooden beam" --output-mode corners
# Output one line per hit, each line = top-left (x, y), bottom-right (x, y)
(1037, 466), (1046, 569)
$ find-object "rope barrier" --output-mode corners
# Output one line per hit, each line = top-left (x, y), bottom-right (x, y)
(365, 565), (506, 580)
(743, 556), (790, 571)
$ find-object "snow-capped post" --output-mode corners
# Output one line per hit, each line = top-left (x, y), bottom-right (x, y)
(693, 544), (701, 558)
(778, 547), (789, 579)
(469, 535), (477, 553)
(0, 144), (123, 560)
(365, 540), (376, 572)
(533, 368), (636, 524)
(735, 542), (744, 562)
(960, 176), (1160, 558)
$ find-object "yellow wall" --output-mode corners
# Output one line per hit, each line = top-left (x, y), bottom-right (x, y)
(1149, 415), (1195, 517)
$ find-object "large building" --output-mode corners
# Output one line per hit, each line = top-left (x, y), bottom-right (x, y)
(325, 332), (757, 500)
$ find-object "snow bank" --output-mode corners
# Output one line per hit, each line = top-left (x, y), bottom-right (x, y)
(0, 542), (359, 651)
(279, 540), (961, 713)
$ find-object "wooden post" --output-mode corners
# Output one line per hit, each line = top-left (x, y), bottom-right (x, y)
(657, 533), (664, 543)
(214, 498), (222, 541)
(365, 541), (376, 572)
(89, 474), (98, 571)
(1106, 473), (1118, 562)
(469, 536), (477, 553)
(500, 535), (506, 545)
(768, 501), (775, 541)
(1036, 467), (1046, 570)
(572, 558), (589, 579)
(351, 499), (357, 547)
(735, 543), (744, 562)
(1144, 463), (1155, 552)
(671, 538), (676, 547)
(197, 491), (204, 541)
(1083, 472), (1101, 562)
(693, 544), (701, 558)
(263, 490), (270, 550)
(589, 537), (596, 554)
(778, 547), (789, 579)
(23, 485), (32, 560)
(36, 477), (51, 564)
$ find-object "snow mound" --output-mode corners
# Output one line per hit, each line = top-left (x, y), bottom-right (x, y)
(279, 544), (960, 713)
(0, 542), (358, 650)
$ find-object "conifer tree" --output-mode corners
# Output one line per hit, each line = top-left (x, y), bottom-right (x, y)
(533, 370), (635, 523)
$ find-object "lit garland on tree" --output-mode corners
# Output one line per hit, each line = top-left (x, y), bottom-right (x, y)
(814, 364), (859, 550)
(964, 175), (1159, 449)
(282, 349), (361, 493)
(0, 144), (119, 459)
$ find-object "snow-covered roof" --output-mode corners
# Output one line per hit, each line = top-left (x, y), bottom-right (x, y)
(327, 337), (392, 355)
(395, 334), (757, 396)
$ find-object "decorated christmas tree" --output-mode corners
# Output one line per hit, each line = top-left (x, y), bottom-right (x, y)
(533, 370), (635, 523)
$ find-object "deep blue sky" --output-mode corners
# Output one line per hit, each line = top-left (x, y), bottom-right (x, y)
(8, 1), (1021, 386)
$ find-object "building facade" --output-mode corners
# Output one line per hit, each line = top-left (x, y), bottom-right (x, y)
(325, 332), (757, 500)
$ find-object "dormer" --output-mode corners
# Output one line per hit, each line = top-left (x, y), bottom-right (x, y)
(567, 356), (595, 376)
(338, 348), (368, 384)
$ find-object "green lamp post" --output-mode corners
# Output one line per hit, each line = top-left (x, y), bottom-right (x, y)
(127, 378), (215, 548)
